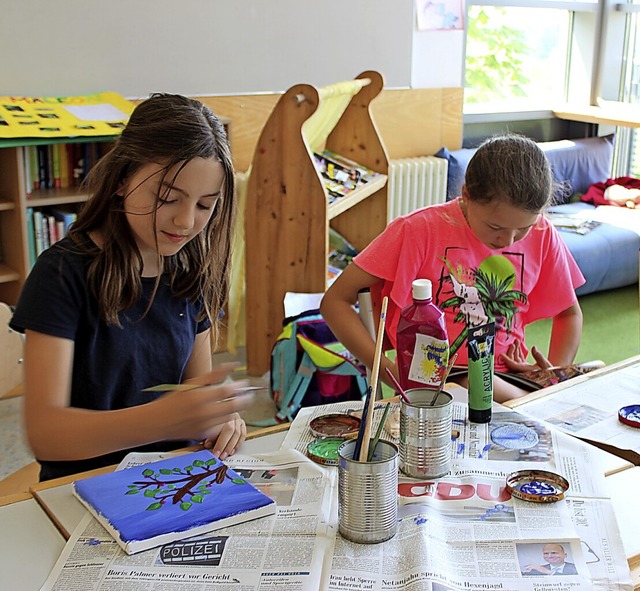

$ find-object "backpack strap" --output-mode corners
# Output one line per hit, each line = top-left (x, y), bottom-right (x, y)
(275, 352), (317, 423)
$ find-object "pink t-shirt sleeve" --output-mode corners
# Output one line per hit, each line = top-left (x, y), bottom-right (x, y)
(523, 221), (585, 325)
(354, 216), (423, 349)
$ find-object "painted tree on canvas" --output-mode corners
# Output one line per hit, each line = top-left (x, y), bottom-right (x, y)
(126, 457), (247, 512)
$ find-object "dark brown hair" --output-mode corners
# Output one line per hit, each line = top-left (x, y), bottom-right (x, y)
(68, 93), (235, 336)
(464, 133), (553, 212)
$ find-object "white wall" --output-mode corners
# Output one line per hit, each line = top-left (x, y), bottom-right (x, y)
(0, 0), (465, 99)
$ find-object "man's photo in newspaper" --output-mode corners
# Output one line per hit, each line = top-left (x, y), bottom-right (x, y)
(518, 542), (578, 576)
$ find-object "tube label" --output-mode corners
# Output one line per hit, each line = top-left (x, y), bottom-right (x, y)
(467, 322), (495, 412)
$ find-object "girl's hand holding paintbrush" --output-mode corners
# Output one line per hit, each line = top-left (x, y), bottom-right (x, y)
(153, 363), (254, 459)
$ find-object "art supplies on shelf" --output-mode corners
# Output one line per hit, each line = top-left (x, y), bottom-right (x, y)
(313, 149), (385, 203)
(73, 449), (276, 555)
(0, 92), (134, 139)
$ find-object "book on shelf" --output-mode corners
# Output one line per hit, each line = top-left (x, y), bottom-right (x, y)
(312, 149), (384, 202)
(26, 207), (77, 263)
(52, 143), (61, 188)
(32, 210), (44, 256)
(47, 215), (56, 246)
(73, 449), (276, 555)
(22, 141), (111, 195)
(28, 145), (39, 191)
(25, 208), (37, 267)
(0, 92), (134, 139)
(49, 206), (78, 235)
(40, 213), (51, 251)
(37, 144), (49, 189)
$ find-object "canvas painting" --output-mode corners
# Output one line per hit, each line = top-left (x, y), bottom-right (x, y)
(74, 449), (276, 554)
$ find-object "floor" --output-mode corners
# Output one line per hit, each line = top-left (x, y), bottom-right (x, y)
(0, 347), (277, 482)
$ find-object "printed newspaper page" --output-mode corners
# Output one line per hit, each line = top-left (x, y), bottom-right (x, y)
(39, 448), (335, 591)
(286, 399), (633, 590)
(323, 462), (631, 590)
(509, 361), (640, 455)
(282, 400), (608, 498)
(40, 401), (633, 591)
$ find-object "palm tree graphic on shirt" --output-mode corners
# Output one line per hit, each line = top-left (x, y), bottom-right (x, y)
(439, 254), (527, 356)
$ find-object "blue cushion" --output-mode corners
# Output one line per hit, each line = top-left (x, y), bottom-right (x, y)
(435, 146), (477, 200)
(436, 135), (614, 204)
(540, 135), (614, 203)
(548, 203), (640, 295)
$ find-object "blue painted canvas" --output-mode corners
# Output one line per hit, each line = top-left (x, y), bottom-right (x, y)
(74, 449), (276, 554)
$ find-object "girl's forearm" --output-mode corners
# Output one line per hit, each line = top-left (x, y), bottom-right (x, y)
(548, 303), (583, 366)
(26, 403), (170, 461)
(26, 384), (245, 462)
(320, 293), (397, 388)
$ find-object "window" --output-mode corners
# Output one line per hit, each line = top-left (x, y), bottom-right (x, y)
(621, 8), (640, 176)
(464, 0), (640, 177)
(465, 6), (572, 111)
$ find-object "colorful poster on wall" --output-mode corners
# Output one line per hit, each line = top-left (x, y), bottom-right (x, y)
(416, 0), (464, 31)
(0, 92), (134, 139)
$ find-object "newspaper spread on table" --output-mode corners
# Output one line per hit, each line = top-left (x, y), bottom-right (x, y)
(40, 400), (633, 591)
(39, 448), (334, 591)
(510, 360), (640, 454)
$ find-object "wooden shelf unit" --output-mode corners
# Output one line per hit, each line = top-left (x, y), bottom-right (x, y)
(0, 137), (114, 305)
(244, 70), (389, 376)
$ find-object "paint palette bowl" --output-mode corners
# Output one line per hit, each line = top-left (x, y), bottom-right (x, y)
(307, 437), (345, 466)
(618, 404), (640, 428)
(505, 469), (569, 503)
(309, 413), (361, 439)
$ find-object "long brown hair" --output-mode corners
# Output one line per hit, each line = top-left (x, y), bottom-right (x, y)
(68, 93), (235, 334)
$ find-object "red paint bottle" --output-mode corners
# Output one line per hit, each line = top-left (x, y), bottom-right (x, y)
(396, 279), (449, 390)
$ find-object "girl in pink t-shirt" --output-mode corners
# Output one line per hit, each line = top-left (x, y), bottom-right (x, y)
(320, 134), (585, 402)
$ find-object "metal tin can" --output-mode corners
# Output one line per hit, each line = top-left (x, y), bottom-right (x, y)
(400, 389), (453, 478)
(337, 439), (398, 544)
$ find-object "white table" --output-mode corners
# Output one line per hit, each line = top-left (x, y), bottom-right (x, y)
(3, 405), (640, 590)
(0, 493), (66, 591)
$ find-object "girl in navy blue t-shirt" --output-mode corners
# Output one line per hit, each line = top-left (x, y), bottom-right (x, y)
(11, 94), (251, 480)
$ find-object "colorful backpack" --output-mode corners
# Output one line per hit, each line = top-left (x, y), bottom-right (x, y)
(261, 309), (367, 425)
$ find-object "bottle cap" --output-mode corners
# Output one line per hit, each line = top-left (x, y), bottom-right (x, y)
(505, 469), (569, 503)
(306, 437), (345, 466)
(412, 278), (432, 300)
(618, 404), (640, 428)
(309, 413), (361, 439)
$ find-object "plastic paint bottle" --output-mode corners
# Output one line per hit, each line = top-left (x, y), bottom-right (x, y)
(467, 322), (495, 423)
(396, 279), (449, 391)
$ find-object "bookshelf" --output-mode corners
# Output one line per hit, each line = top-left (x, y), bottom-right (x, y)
(244, 70), (389, 376)
(0, 137), (115, 305)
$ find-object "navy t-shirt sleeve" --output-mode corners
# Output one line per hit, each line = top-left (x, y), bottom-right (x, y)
(10, 243), (87, 340)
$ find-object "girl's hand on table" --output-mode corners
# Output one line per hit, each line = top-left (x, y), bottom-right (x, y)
(203, 413), (247, 459)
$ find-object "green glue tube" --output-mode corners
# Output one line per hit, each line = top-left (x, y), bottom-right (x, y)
(467, 322), (495, 424)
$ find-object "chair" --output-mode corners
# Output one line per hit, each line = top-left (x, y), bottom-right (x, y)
(0, 302), (23, 400)
(0, 302), (37, 497)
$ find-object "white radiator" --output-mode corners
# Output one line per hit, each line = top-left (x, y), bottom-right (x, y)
(388, 156), (449, 221)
